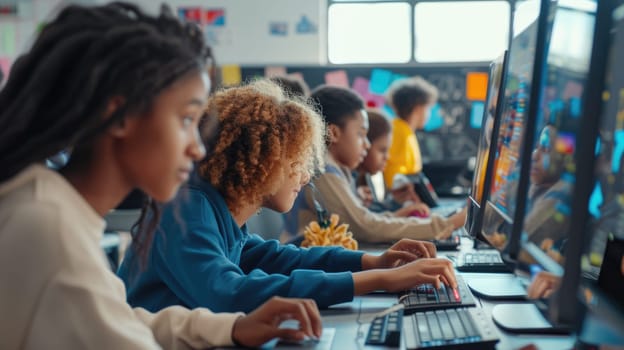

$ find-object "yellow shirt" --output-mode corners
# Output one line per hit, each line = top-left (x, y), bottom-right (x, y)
(383, 118), (422, 188)
(0, 165), (242, 349)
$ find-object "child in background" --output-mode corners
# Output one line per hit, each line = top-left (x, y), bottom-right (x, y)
(118, 80), (457, 314)
(285, 85), (466, 243)
(0, 3), (321, 348)
(354, 109), (429, 218)
(383, 76), (438, 189)
(269, 75), (310, 98)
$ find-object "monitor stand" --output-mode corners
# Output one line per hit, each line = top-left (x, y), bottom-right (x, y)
(466, 274), (527, 300)
(473, 239), (493, 250)
(491, 304), (571, 334)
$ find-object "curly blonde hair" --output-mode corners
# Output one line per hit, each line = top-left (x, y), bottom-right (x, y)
(199, 79), (326, 214)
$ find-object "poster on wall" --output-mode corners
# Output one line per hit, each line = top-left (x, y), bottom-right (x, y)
(179, 0), (321, 65)
(178, 7), (231, 47)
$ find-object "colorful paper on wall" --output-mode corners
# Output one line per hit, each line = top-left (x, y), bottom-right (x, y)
(265, 66), (287, 78)
(423, 104), (444, 131)
(221, 64), (241, 86)
(0, 24), (16, 55)
(391, 73), (408, 85)
(177, 7), (202, 24)
(0, 57), (11, 79)
(352, 77), (370, 97)
(205, 9), (225, 26)
(465, 72), (488, 101)
(288, 72), (304, 81)
(365, 94), (386, 109)
(369, 68), (393, 95)
(269, 22), (288, 36)
(296, 15), (317, 34)
(324, 70), (349, 87)
(470, 102), (485, 128)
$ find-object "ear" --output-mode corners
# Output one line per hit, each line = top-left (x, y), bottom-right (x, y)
(105, 96), (134, 138)
(327, 124), (342, 144)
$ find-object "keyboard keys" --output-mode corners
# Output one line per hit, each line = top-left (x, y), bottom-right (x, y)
(446, 309), (467, 338)
(365, 307), (403, 347)
(426, 311), (443, 340)
(400, 275), (476, 313)
(435, 310), (455, 340)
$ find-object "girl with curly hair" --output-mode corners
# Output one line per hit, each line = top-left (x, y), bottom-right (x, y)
(0, 3), (322, 349)
(118, 79), (457, 314)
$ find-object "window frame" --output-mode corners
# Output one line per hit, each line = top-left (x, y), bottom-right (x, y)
(326, 0), (513, 66)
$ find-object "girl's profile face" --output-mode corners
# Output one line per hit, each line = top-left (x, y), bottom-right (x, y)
(330, 110), (370, 170)
(361, 132), (391, 174)
(114, 71), (210, 202)
(264, 160), (310, 213)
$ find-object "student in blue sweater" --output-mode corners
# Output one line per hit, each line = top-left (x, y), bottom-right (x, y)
(118, 80), (457, 313)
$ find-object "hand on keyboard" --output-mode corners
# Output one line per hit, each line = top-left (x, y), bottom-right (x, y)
(365, 239), (437, 270)
(383, 258), (457, 292)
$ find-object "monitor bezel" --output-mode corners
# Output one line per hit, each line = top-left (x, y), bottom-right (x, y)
(479, 0), (554, 263)
(545, 0), (619, 330)
(467, 50), (510, 242)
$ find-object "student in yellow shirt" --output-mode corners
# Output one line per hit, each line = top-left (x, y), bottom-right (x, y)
(383, 76), (439, 189)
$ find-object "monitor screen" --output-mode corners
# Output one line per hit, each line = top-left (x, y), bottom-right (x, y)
(580, 3), (624, 312)
(480, 0), (547, 253)
(471, 51), (507, 206)
(518, 3), (596, 275)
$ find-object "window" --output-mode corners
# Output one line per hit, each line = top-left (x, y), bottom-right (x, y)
(328, 2), (411, 64)
(414, 1), (510, 62)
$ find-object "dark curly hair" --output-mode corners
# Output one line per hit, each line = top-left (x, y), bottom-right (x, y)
(386, 76), (438, 119)
(200, 79), (325, 214)
(0, 2), (212, 264)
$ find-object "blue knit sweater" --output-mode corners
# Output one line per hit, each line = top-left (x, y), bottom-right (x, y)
(118, 173), (364, 313)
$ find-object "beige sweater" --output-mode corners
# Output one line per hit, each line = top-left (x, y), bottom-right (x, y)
(296, 157), (454, 243)
(0, 165), (243, 349)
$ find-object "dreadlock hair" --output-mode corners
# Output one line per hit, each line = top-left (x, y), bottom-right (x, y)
(0, 2), (212, 265)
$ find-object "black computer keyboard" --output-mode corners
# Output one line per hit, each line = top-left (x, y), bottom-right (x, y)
(398, 275), (476, 314)
(432, 234), (460, 251)
(365, 307), (404, 347)
(403, 308), (499, 349)
(455, 251), (510, 273)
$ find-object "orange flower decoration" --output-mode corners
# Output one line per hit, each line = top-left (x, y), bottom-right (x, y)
(301, 214), (358, 250)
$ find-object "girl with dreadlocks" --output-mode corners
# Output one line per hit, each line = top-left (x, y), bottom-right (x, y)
(0, 3), (320, 349)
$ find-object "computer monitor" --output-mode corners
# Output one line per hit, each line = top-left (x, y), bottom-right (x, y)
(465, 50), (509, 241)
(492, 1), (611, 333)
(552, 1), (624, 343)
(479, 0), (552, 261)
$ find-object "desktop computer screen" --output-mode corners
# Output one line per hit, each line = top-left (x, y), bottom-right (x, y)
(471, 51), (507, 206)
(480, 0), (551, 258)
(575, 2), (624, 334)
(465, 51), (508, 238)
(518, 3), (596, 275)
(503, 0), (621, 336)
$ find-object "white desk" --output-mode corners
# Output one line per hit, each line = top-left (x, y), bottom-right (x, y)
(270, 236), (576, 350)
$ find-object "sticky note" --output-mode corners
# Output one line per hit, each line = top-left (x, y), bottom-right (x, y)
(221, 64), (241, 86)
(423, 103), (443, 131)
(369, 68), (393, 94)
(470, 102), (485, 128)
(264, 66), (287, 78)
(352, 77), (370, 97)
(466, 72), (488, 101)
(324, 70), (349, 87)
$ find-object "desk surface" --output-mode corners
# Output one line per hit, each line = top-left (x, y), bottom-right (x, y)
(274, 237), (575, 350)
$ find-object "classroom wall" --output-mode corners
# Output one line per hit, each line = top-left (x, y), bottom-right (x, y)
(127, 0), (327, 66)
(0, 0), (326, 73)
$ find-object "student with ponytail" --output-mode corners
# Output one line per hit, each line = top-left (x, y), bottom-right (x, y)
(0, 3), (320, 348)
